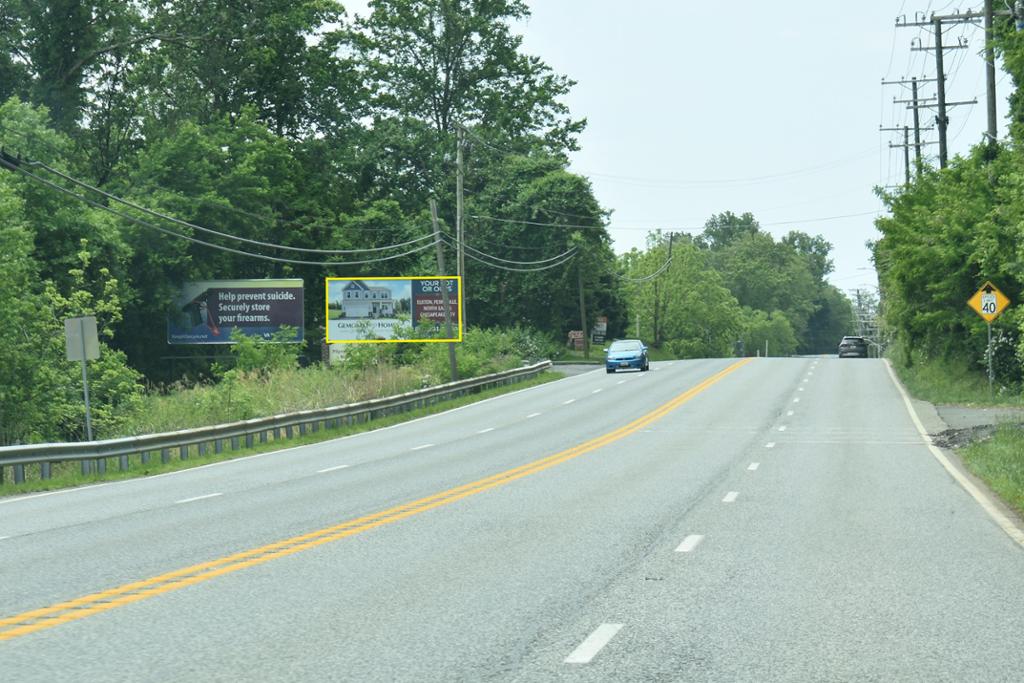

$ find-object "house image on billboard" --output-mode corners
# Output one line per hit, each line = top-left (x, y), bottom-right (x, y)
(340, 280), (395, 318)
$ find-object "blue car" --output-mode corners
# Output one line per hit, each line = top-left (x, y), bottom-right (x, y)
(604, 339), (649, 373)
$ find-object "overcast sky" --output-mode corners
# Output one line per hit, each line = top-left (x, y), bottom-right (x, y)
(348, 1), (1009, 296)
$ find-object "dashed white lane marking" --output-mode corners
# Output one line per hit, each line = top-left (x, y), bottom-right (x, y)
(802, 379), (809, 384)
(778, 425), (787, 432)
(787, 410), (794, 417)
(592, 389), (602, 394)
(0, 536), (10, 541)
(748, 462), (760, 471)
(793, 397), (800, 403)
(563, 399), (576, 405)
(175, 493), (222, 505)
(765, 442), (775, 449)
(565, 624), (624, 664)
(675, 535), (705, 552)
(317, 464), (349, 473)
(411, 444), (434, 451)
(527, 412), (541, 418)
(617, 380), (626, 385)
(798, 387), (805, 392)
(477, 427), (495, 434)
(722, 491), (739, 503)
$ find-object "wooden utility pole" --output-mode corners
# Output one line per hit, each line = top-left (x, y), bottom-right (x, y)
(456, 127), (466, 328)
(430, 199), (458, 381)
(883, 76), (937, 176)
(577, 259), (589, 360)
(985, 0), (998, 148)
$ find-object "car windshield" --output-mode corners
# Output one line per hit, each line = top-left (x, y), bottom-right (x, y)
(608, 341), (642, 352)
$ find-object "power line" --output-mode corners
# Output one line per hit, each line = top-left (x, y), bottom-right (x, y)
(621, 256), (673, 283)
(0, 157), (440, 267)
(28, 159), (433, 255)
(471, 210), (882, 232)
(440, 234), (576, 272)
(442, 231), (577, 265)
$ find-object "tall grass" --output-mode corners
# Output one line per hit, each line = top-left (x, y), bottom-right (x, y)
(960, 424), (1024, 516)
(121, 364), (427, 435)
(891, 355), (1024, 406)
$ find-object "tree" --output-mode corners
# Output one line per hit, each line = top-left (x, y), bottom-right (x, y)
(350, 0), (581, 145)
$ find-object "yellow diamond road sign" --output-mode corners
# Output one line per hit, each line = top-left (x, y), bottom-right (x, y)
(968, 281), (1011, 322)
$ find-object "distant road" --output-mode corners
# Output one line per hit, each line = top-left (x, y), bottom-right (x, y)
(3, 358), (1024, 681)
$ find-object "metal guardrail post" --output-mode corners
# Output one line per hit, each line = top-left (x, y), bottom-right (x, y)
(14, 464), (25, 484)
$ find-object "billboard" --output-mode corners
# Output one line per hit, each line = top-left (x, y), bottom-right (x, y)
(168, 279), (304, 344)
(325, 277), (462, 343)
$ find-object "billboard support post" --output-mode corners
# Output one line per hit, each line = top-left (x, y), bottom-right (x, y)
(431, 198), (459, 381)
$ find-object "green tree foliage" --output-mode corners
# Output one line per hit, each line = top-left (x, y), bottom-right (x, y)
(351, 0), (581, 144)
(874, 145), (1021, 383)
(622, 238), (741, 358)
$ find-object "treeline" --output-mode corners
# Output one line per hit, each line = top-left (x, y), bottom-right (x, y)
(0, 1), (625, 443)
(0, 0), (854, 446)
(621, 212), (854, 357)
(872, 17), (1024, 389)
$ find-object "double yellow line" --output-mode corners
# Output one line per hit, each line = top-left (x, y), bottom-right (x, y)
(0, 358), (751, 641)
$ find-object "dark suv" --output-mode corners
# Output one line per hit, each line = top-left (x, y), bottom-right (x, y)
(837, 336), (868, 358)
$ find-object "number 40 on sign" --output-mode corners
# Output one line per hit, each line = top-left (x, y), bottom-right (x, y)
(967, 281), (1011, 323)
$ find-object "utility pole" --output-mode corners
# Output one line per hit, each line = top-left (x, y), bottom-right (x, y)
(881, 125), (917, 184)
(578, 258), (589, 360)
(934, 17), (949, 167)
(985, 0), (998, 149)
(898, 10), (1009, 168)
(430, 198), (458, 382)
(883, 77), (937, 176)
(456, 127), (466, 328)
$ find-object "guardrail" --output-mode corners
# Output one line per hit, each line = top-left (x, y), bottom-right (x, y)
(0, 361), (552, 486)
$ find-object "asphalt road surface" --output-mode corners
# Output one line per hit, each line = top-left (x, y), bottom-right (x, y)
(3, 358), (1024, 681)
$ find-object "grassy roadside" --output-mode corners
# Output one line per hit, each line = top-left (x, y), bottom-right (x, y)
(960, 424), (1024, 517)
(890, 357), (1024, 518)
(0, 372), (561, 497)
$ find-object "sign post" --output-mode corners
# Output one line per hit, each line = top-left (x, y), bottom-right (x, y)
(967, 281), (1012, 396)
(65, 316), (100, 474)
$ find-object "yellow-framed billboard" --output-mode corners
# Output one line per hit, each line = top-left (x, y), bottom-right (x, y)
(325, 277), (462, 343)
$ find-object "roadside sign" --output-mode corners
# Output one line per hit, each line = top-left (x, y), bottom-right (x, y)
(967, 281), (1011, 322)
(65, 316), (100, 361)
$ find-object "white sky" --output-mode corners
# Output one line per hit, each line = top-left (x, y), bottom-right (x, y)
(346, 1), (1010, 296)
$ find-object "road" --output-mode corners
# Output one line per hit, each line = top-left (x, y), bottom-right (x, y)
(2, 357), (1024, 681)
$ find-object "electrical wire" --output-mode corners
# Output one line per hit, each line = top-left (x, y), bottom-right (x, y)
(471, 210), (881, 232)
(620, 256), (673, 283)
(28, 159), (434, 255)
(442, 231), (577, 265)
(439, 235), (576, 272)
(0, 157), (440, 267)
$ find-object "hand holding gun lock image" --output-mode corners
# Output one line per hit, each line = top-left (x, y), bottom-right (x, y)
(167, 279), (304, 345)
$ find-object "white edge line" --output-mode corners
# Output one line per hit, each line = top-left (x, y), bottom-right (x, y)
(317, 464), (349, 473)
(564, 623), (624, 664)
(675, 534), (704, 552)
(175, 492), (222, 505)
(884, 359), (1024, 547)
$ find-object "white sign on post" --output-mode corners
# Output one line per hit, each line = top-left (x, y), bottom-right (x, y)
(65, 316), (100, 361)
(64, 316), (100, 445)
